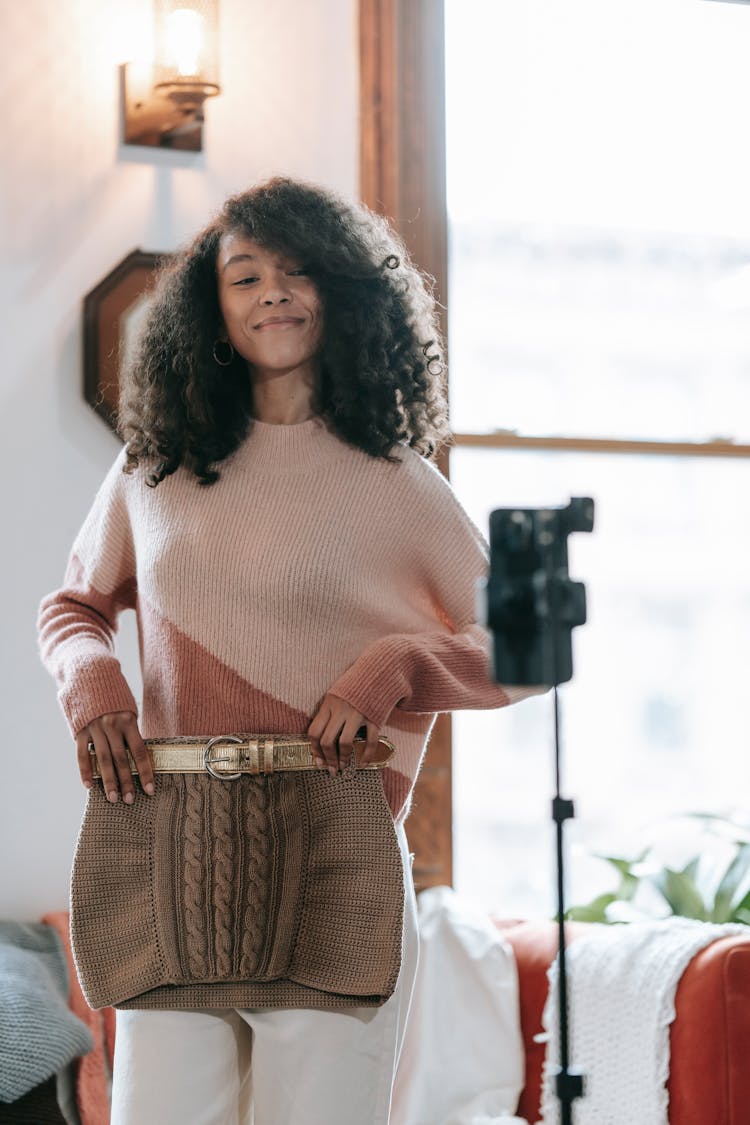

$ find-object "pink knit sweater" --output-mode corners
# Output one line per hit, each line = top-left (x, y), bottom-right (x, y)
(37, 417), (539, 823)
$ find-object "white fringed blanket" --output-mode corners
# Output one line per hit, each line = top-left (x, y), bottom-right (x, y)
(540, 919), (748, 1125)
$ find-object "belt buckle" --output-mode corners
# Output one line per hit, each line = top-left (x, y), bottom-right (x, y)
(203, 735), (243, 780)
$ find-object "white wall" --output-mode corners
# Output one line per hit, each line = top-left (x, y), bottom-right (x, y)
(0, 0), (359, 919)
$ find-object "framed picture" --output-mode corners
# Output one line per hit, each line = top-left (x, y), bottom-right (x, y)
(83, 250), (167, 436)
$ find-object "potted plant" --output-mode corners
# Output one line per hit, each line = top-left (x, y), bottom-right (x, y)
(567, 813), (750, 925)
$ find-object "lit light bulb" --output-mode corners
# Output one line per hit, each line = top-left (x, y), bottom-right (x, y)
(166, 8), (205, 77)
(123, 0), (219, 150)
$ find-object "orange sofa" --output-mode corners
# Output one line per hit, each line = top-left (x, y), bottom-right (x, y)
(495, 920), (750, 1125)
(22, 912), (750, 1125)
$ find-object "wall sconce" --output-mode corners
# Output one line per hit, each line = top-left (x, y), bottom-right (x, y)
(123, 0), (221, 152)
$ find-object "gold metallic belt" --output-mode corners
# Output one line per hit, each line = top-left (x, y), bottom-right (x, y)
(87, 734), (396, 781)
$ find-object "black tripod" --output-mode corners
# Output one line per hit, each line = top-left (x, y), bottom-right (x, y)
(551, 684), (585, 1124)
(481, 497), (593, 1123)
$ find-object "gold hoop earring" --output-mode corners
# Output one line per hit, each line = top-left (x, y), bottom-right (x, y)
(212, 339), (234, 367)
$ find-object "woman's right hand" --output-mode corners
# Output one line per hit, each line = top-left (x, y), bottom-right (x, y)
(75, 711), (154, 805)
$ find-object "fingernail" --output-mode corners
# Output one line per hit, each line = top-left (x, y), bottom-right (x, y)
(328, 766), (337, 777)
(107, 791), (118, 803)
(84, 780), (93, 790)
(124, 792), (134, 805)
(145, 782), (155, 795)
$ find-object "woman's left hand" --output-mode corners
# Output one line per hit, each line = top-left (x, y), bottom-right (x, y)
(307, 692), (382, 777)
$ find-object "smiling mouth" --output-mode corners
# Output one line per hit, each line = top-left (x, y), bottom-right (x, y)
(256, 319), (304, 330)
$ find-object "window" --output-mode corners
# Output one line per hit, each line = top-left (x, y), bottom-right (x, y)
(446, 0), (750, 917)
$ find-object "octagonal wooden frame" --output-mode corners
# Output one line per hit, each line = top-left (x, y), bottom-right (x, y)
(83, 249), (168, 436)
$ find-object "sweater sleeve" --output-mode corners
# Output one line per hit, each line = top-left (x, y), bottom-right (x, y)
(327, 454), (547, 728)
(36, 449), (140, 739)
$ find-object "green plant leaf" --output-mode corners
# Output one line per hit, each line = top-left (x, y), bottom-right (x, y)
(711, 844), (750, 923)
(591, 851), (651, 901)
(566, 893), (618, 923)
(650, 867), (706, 920)
(593, 851), (650, 875)
(561, 814), (750, 927)
(728, 882), (750, 924)
(683, 857), (701, 881)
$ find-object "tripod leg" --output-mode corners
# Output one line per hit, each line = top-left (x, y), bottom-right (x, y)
(551, 687), (585, 1121)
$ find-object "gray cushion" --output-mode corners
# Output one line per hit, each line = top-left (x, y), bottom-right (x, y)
(0, 922), (93, 1102)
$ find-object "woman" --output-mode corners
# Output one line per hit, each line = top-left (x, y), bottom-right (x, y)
(37, 176), (539, 1125)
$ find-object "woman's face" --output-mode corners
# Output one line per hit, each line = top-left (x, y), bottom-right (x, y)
(216, 233), (324, 386)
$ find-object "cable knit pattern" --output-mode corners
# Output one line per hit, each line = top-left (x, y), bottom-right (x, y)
(210, 780), (235, 979)
(41, 416), (544, 1011)
(181, 775), (210, 978)
(239, 778), (272, 978)
(71, 770), (407, 1011)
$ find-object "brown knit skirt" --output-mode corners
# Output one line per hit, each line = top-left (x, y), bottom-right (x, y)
(70, 769), (405, 1011)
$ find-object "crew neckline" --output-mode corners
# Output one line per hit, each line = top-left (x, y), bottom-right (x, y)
(233, 413), (351, 473)
(250, 416), (321, 429)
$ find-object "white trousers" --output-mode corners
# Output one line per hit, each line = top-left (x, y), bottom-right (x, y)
(111, 823), (418, 1125)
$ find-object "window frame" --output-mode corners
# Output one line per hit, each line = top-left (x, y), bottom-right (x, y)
(360, 0), (452, 889)
(359, 0), (750, 890)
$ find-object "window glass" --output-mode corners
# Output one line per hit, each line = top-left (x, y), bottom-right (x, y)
(446, 0), (750, 917)
(448, 223), (750, 443)
(450, 446), (750, 916)
(445, 0), (750, 444)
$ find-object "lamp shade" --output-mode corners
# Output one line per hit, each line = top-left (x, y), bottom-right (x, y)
(153, 0), (220, 95)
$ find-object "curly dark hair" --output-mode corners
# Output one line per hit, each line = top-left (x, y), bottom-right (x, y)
(118, 175), (452, 487)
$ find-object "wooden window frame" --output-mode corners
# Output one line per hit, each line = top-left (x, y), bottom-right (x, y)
(359, 0), (452, 889)
(359, 0), (750, 891)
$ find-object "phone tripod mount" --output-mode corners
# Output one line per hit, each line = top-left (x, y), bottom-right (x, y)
(478, 496), (594, 1124)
